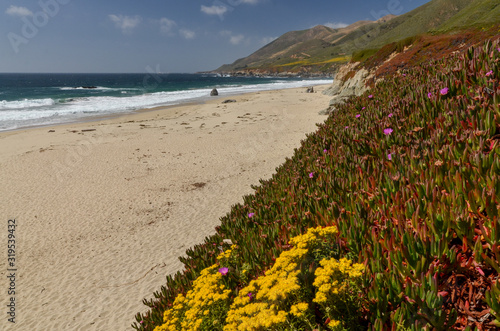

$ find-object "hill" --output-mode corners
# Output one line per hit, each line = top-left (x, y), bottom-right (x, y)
(436, 0), (500, 32)
(214, 0), (499, 75)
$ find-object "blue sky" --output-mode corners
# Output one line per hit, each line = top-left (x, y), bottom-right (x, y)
(0, 0), (430, 73)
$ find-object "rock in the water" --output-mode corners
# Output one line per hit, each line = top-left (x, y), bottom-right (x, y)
(306, 87), (314, 93)
(222, 99), (237, 104)
(210, 88), (219, 96)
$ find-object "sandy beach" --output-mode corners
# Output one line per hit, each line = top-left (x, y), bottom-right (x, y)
(0, 85), (332, 331)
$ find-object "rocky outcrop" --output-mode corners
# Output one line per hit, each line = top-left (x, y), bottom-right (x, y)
(210, 88), (219, 96)
(320, 62), (371, 114)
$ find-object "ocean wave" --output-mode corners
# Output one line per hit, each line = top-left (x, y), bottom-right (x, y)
(0, 98), (56, 110)
(0, 79), (332, 131)
(57, 86), (140, 91)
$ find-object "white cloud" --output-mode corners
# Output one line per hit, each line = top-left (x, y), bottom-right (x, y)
(230, 34), (245, 45)
(201, 5), (228, 16)
(260, 36), (277, 45)
(239, 0), (260, 4)
(109, 14), (142, 33)
(180, 29), (195, 40)
(220, 30), (246, 45)
(159, 18), (177, 35)
(324, 22), (348, 29)
(5, 5), (33, 17)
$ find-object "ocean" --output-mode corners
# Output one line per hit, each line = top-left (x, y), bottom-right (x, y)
(0, 73), (332, 132)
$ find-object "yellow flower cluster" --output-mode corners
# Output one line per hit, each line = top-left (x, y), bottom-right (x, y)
(313, 258), (364, 304)
(216, 245), (237, 261)
(328, 320), (341, 329)
(153, 265), (231, 331)
(290, 302), (309, 317)
(224, 226), (338, 331)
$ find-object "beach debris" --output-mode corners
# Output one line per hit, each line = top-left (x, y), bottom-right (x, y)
(210, 88), (219, 96)
(306, 86), (314, 93)
(81, 129), (96, 132)
(48, 130), (55, 133)
(222, 99), (237, 104)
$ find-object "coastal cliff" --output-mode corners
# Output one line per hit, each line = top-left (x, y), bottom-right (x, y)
(320, 62), (371, 114)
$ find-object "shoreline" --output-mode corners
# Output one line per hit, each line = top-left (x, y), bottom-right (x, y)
(0, 77), (333, 134)
(0, 85), (331, 330)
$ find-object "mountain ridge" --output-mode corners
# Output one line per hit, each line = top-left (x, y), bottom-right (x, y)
(213, 0), (500, 75)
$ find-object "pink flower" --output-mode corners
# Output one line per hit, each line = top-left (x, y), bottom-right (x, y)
(427, 92), (432, 98)
(345, 126), (349, 129)
(384, 128), (393, 135)
(486, 70), (493, 77)
(309, 172), (314, 178)
(388, 113), (393, 118)
(368, 94), (373, 99)
(247, 292), (253, 300)
(362, 107), (366, 110)
(356, 114), (361, 118)
(498, 48), (500, 52)
(440, 87), (449, 95)
(218, 267), (229, 275)
(402, 74), (406, 77)
(248, 213), (255, 218)
(323, 149), (328, 153)
(388, 153), (392, 160)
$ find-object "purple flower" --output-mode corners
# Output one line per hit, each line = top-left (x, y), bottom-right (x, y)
(362, 107), (366, 110)
(309, 172), (314, 178)
(345, 126), (349, 129)
(247, 292), (253, 300)
(218, 267), (229, 275)
(368, 94), (373, 99)
(387, 153), (392, 160)
(402, 74), (406, 77)
(486, 70), (493, 77)
(384, 128), (393, 135)
(440, 88), (449, 96)
(323, 149), (328, 153)
(427, 92), (432, 98)
(498, 48), (500, 52)
(248, 213), (255, 218)
(388, 113), (393, 118)
(356, 114), (361, 118)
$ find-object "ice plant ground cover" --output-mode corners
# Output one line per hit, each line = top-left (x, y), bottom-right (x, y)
(134, 39), (500, 330)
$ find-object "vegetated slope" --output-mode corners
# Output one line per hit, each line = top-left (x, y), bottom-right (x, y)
(360, 0), (472, 49)
(215, 23), (373, 73)
(134, 39), (500, 330)
(436, 0), (500, 32)
(214, 0), (500, 74)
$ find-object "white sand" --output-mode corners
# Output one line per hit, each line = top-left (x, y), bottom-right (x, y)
(0, 85), (331, 330)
